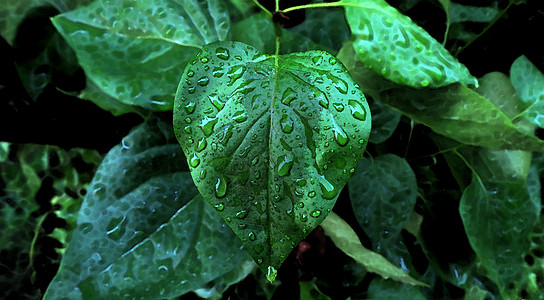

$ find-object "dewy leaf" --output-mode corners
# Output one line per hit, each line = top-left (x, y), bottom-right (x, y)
(342, 0), (478, 88)
(348, 154), (417, 251)
(510, 55), (544, 128)
(51, 0), (230, 111)
(460, 178), (540, 300)
(45, 119), (248, 299)
(173, 41), (371, 277)
(320, 212), (427, 286)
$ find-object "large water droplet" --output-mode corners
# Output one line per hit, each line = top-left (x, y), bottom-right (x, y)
(227, 65), (246, 86)
(332, 102), (344, 112)
(233, 110), (247, 123)
(196, 137), (207, 152)
(267, 266), (277, 282)
(200, 116), (218, 137)
(219, 124), (234, 145)
(311, 210), (322, 218)
(319, 175), (337, 199)
(312, 56), (323, 65)
(215, 176), (227, 198)
(212, 67), (224, 78)
(327, 74), (348, 94)
(215, 47), (230, 60)
(185, 101), (196, 114)
(236, 210), (248, 219)
(208, 93), (225, 111)
(198, 76), (209, 86)
(334, 126), (349, 146)
(348, 99), (367, 121)
(281, 87), (297, 106)
(200, 57), (209, 63)
(249, 232), (256, 241)
(214, 203), (224, 211)
(280, 114), (294, 133)
(189, 153), (200, 167)
(276, 155), (294, 176)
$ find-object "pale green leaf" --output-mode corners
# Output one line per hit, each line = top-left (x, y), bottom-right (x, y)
(320, 212), (427, 286)
(510, 55), (544, 128)
(44, 119), (248, 299)
(342, 0), (477, 88)
(51, 0), (230, 111)
(173, 41), (371, 276)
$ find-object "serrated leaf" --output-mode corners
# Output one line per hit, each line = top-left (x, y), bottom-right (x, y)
(510, 55), (544, 128)
(342, 0), (477, 88)
(44, 119), (248, 299)
(51, 0), (230, 112)
(338, 42), (544, 151)
(173, 41), (371, 276)
(349, 154), (417, 251)
(320, 212), (427, 286)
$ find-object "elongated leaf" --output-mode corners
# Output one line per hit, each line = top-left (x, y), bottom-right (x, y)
(510, 55), (544, 128)
(349, 154), (417, 251)
(342, 0), (477, 88)
(173, 41), (371, 278)
(338, 42), (544, 151)
(51, 0), (230, 112)
(45, 119), (248, 299)
(320, 212), (427, 286)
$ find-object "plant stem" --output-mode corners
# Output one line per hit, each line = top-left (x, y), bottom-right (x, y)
(29, 214), (48, 271)
(252, 0), (273, 17)
(281, 1), (344, 13)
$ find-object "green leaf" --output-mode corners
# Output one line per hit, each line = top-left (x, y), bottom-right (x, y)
(460, 177), (540, 299)
(368, 99), (401, 144)
(0, 142), (10, 162)
(173, 41), (371, 276)
(349, 154), (417, 251)
(0, 0), (92, 45)
(510, 55), (544, 128)
(299, 279), (331, 300)
(320, 212), (427, 286)
(45, 119), (248, 299)
(193, 260), (255, 299)
(80, 79), (141, 117)
(51, 0), (230, 111)
(448, 3), (499, 24)
(366, 277), (426, 300)
(342, 0), (477, 88)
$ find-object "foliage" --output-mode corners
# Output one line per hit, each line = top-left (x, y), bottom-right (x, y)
(1, 0), (543, 299)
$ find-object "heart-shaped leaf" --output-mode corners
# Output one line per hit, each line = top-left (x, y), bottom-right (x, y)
(173, 41), (371, 277)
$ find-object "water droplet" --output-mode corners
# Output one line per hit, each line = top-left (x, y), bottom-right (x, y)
(317, 96), (329, 109)
(200, 57), (209, 63)
(311, 210), (321, 218)
(348, 99), (367, 121)
(280, 114), (294, 133)
(233, 110), (247, 123)
(187, 70), (194, 77)
(251, 156), (259, 165)
(185, 101), (196, 114)
(187, 86), (196, 94)
(295, 178), (307, 186)
(212, 67), (224, 78)
(300, 214), (308, 222)
(198, 76), (209, 86)
(308, 191), (316, 198)
(189, 153), (200, 167)
(312, 56), (323, 65)
(106, 216), (126, 240)
(185, 117), (192, 124)
(334, 127), (349, 146)
(298, 202), (304, 208)
(208, 93), (225, 111)
(249, 232), (256, 241)
(196, 138), (207, 152)
(281, 88), (297, 105)
(215, 47), (230, 60)
(257, 258), (263, 264)
(227, 65), (246, 86)
(267, 266), (277, 282)
(319, 175), (337, 199)
(236, 210), (248, 219)
(328, 75), (348, 94)
(215, 176), (227, 198)
(219, 124), (234, 145)
(276, 155), (294, 176)
(200, 116), (218, 137)
(214, 203), (224, 211)
(420, 80), (430, 87)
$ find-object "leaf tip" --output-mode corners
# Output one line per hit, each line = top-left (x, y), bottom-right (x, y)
(266, 266), (277, 282)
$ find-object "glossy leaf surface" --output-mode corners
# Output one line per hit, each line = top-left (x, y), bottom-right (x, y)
(320, 212), (426, 286)
(51, 0), (230, 111)
(349, 154), (417, 252)
(338, 42), (544, 151)
(173, 41), (371, 275)
(45, 119), (247, 299)
(342, 0), (477, 88)
(510, 55), (544, 128)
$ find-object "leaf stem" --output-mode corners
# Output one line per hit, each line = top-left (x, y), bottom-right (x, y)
(281, 1), (345, 13)
(29, 213), (48, 271)
(252, 0), (273, 17)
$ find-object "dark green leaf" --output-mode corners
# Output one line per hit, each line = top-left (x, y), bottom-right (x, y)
(368, 99), (401, 144)
(51, 0), (230, 111)
(173, 41), (371, 278)
(45, 119), (248, 299)
(366, 277), (426, 300)
(299, 279), (331, 300)
(510, 55), (544, 128)
(342, 0), (477, 88)
(320, 212), (426, 286)
(193, 260), (255, 299)
(349, 154), (417, 251)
